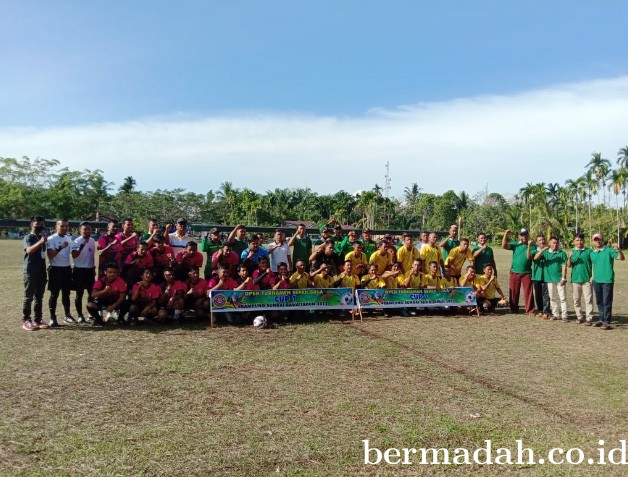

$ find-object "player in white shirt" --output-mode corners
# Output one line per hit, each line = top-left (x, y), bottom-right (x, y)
(46, 219), (74, 326)
(71, 222), (96, 323)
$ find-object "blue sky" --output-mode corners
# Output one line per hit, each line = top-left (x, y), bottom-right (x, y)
(2, 1), (628, 198)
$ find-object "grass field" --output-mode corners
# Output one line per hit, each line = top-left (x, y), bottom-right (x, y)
(1, 240), (627, 476)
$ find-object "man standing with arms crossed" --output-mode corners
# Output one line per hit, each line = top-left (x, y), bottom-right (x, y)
(502, 228), (534, 315)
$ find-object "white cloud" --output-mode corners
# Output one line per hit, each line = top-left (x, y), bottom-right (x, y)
(2, 76), (628, 198)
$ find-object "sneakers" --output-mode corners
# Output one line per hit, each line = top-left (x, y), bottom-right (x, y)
(602, 323), (612, 330)
(77, 316), (87, 324)
(584, 321), (593, 326)
(34, 319), (51, 329)
(64, 315), (77, 324)
(575, 318), (585, 324)
(22, 320), (38, 331)
(593, 321), (603, 327)
(49, 319), (60, 328)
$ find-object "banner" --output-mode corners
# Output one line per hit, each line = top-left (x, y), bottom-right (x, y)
(356, 287), (477, 309)
(210, 288), (355, 313)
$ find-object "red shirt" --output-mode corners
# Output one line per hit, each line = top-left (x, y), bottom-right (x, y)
(93, 276), (127, 295)
(187, 278), (209, 296)
(208, 277), (238, 290)
(237, 278), (260, 291)
(97, 234), (122, 266)
(132, 282), (163, 301)
(115, 232), (139, 251)
(252, 269), (276, 289)
(176, 250), (204, 268)
(211, 250), (239, 270)
(274, 277), (292, 289)
(164, 280), (188, 298)
(124, 251), (154, 269)
(150, 246), (175, 268)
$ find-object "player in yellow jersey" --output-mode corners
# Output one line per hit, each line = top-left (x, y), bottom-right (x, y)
(360, 264), (381, 289)
(369, 240), (393, 275)
(422, 261), (441, 289)
(397, 233), (420, 273)
(381, 262), (403, 289)
(289, 259), (312, 289)
(460, 265), (482, 315)
(333, 260), (361, 290)
(345, 241), (368, 276)
(419, 232), (444, 276)
(402, 258), (423, 288)
(310, 263), (335, 288)
(440, 265), (459, 289)
(444, 238), (473, 280)
(475, 264), (506, 314)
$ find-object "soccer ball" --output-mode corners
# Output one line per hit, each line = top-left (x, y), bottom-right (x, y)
(253, 315), (267, 329)
(104, 310), (119, 323)
(340, 293), (353, 306)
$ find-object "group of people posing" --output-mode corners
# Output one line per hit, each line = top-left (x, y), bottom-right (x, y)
(501, 227), (624, 330)
(20, 217), (624, 330)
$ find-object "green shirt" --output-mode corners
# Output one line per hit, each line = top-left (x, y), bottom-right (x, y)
(200, 237), (223, 277)
(472, 245), (494, 274)
(590, 247), (619, 284)
(361, 239), (377, 261)
(231, 238), (248, 257)
(441, 238), (460, 261)
(569, 248), (592, 284)
(530, 245), (544, 281)
(291, 236), (312, 264)
(508, 241), (532, 274)
(541, 249), (567, 283)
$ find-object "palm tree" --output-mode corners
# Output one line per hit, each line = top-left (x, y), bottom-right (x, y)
(545, 182), (561, 207)
(581, 171), (597, 241)
(216, 181), (239, 224)
(565, 177), (585, 234)
(617, 146), (628, 168)
(609, 167), (628, 245)
(586, 152), (611, 205)
(403, 183), (421, 206)
(518, 182), (535, 231)
(617, 146), (628, 211)
(119, 176), (136, 194)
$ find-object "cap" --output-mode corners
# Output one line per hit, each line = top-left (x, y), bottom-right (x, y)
(519, 228), (529, 235)
(319, 225), (329, 233)
(592, 233), (603, 240)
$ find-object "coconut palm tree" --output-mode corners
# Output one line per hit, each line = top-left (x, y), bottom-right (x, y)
(617, 146), (628, 210)
(518, 182), (536, 231)
(609, 167), (628, 245)
(565, 177), (585, 234)
(586, 152), (611, 205)
(118, 176), (136, 194)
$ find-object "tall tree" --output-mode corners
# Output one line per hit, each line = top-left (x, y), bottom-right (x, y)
(586, 152), (611, 205)
(119, 176), (137, 194)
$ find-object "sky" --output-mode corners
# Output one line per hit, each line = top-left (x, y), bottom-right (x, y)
(2, 0), (628, 199)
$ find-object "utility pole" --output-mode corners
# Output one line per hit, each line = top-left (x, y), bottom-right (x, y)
(384, 161), (391, 226)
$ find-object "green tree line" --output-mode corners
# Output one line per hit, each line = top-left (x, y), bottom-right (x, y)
(2, 151), (628, 243)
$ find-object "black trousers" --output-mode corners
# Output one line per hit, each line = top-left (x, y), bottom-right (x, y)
(48, 266), (72, 318)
